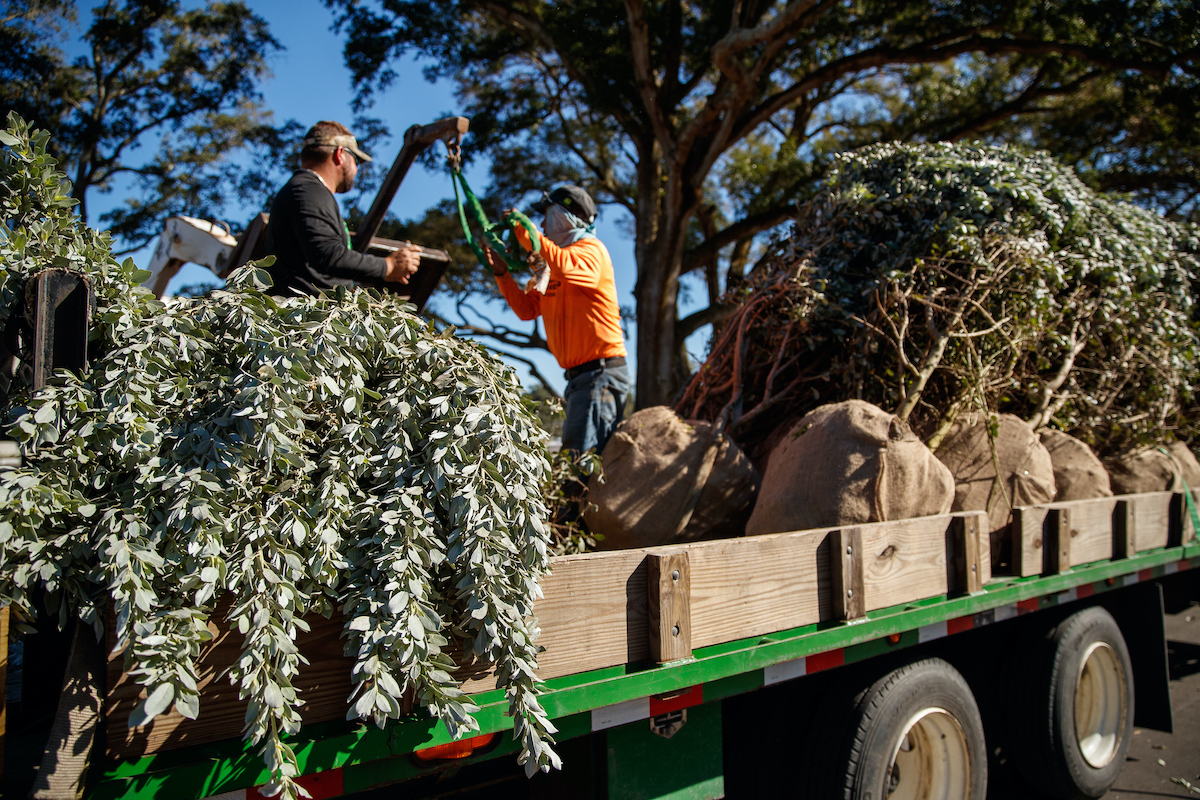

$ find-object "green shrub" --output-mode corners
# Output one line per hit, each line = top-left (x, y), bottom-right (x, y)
(682, 141), (1200, 460)
(0, 113), (560, 797)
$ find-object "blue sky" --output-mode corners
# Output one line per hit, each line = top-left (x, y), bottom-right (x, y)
(81, 0), (667, 395)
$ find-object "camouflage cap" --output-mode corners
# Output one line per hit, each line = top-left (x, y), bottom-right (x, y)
(302, 133), (372, 163)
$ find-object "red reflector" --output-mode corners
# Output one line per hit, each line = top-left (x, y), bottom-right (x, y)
(249, 769), (343, 799)
(649, 685), (703, 716)
(886, 633), (902, 645)
(413, 732), (498, 762)
(806, 649), (844, 673)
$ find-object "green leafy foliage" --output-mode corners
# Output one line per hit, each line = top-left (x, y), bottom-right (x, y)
(680, 141), (1200, 461)
(0, 114), (560, 798)
(545, 448), (604, 556)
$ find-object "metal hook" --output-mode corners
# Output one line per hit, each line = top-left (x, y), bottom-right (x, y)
(444, 132), (463, 172)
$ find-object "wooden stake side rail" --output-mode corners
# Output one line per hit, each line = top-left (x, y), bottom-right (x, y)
(104, 492), (1193, 761)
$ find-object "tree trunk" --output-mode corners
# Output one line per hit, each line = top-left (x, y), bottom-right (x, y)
(634, 245), (681, 408)
(633, 188), (695, 407)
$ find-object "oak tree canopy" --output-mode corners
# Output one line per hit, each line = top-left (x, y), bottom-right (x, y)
(326, 0), (1199, 405)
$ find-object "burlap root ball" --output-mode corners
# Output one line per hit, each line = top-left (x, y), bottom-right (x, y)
(746, 400), (954, 536)
(935, 413), (1055, 570)
(1038, 428), (1112, 501)
(584, 406), (760, 550)
(1108, 441), (1200, 494)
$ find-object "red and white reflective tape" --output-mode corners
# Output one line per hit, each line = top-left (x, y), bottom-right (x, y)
(762, 648), (844, 686)
(917, 613), (977, 643)
(993, 603), (1018, 621)
(590, 684), (704, 731)
(201, 768), (344, 800)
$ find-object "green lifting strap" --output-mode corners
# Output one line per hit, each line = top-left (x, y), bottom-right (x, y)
(450, 167), (539, 273)
(1157, 446), (1200, 537)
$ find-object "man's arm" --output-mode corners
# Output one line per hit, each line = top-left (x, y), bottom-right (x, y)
(485, 245), (541, 320)
(289, 178), (388, 283)
(512, 225), (604, 289)
(382, 247), (420, 283)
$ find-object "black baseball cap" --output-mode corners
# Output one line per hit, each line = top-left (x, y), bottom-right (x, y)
(531, 185), (597, 224)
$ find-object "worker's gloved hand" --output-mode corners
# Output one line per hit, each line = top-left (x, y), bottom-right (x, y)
(384, 244), (421, 284)
(482, 244), (507, 277)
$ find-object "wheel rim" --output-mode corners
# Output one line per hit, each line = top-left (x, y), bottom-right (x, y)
(885, 707), (972, 800)
(1074, 641), (1127, 768)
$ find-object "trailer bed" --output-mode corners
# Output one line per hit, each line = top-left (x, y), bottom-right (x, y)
(84, 489), (1200, 799)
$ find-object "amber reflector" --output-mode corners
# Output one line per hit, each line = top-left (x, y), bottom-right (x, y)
(413, 732), (498, 762)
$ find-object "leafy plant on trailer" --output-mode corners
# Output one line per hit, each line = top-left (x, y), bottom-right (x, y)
(0, 113), (561, 799)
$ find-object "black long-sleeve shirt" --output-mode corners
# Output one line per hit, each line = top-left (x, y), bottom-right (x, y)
(264, 171), (387, 296)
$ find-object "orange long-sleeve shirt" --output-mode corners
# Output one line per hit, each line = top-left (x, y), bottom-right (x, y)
(496, 227), (626, 370)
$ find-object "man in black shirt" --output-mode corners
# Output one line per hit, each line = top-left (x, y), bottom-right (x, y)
(265, 120), (420, 296)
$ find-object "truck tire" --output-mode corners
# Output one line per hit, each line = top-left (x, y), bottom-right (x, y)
(1007, 606), (1134, 798)
(840, 657), (988, 800)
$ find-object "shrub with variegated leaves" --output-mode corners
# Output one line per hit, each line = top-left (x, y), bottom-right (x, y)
(0, 112), (560, 798)
(681, 140), (1200, 461)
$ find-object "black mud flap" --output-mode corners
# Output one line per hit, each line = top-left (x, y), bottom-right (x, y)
(1099, 581), (1172, 733)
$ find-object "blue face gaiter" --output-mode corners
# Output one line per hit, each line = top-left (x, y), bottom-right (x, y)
(543, 205), (596, 248)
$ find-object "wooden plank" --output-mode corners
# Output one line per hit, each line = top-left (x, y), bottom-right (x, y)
(524, 550), (648, 679)
(119, 498), (1153, 759)
(1012, 506), (1049, 577)
(974, 513), (993, 587)
(222, 212), (269, 278)
(685, 529), (832, 650)
(1114, 499), (1137, 559)
(31, 270), (92, 390)
(859, 515), (953, 613)
(1060, 497), (1117, 566)
(1124, 491), (1173, 551)
(831, 528), (866, 620)
(106, 549), (652, 758)
(647, 549), (691, 663)
(106, 600), (355, 761)
(947, 513), (988, 594)
(1014, 497), (1118, 575)
(459, 549), (647, 693)
(1045, 508), (1071, 574)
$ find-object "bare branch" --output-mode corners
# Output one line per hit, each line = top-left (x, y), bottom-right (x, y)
(474, 0), (641, 133)
(682, 203), (798, 273)
(945, 69), (1104, 142)
(495, 350), (562, 397)
(435, 298), (552, 353)
(625, 0), (678, 154)
(731, 33), (1176, 147)
(710, 0), (827, 76)
(677, 302), (739, 341)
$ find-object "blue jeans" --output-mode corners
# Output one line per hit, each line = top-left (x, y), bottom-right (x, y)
(562, 363), (631, 454)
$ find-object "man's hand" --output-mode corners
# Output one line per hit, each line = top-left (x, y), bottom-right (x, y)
(483, 244), (507, 277)
(384, 244), (421, 284)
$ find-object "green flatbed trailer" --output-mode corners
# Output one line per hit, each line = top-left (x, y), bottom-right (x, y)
(7, 493), (1198, 800)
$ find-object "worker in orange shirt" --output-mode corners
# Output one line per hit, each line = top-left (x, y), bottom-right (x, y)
(483, 185), (629, 454)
